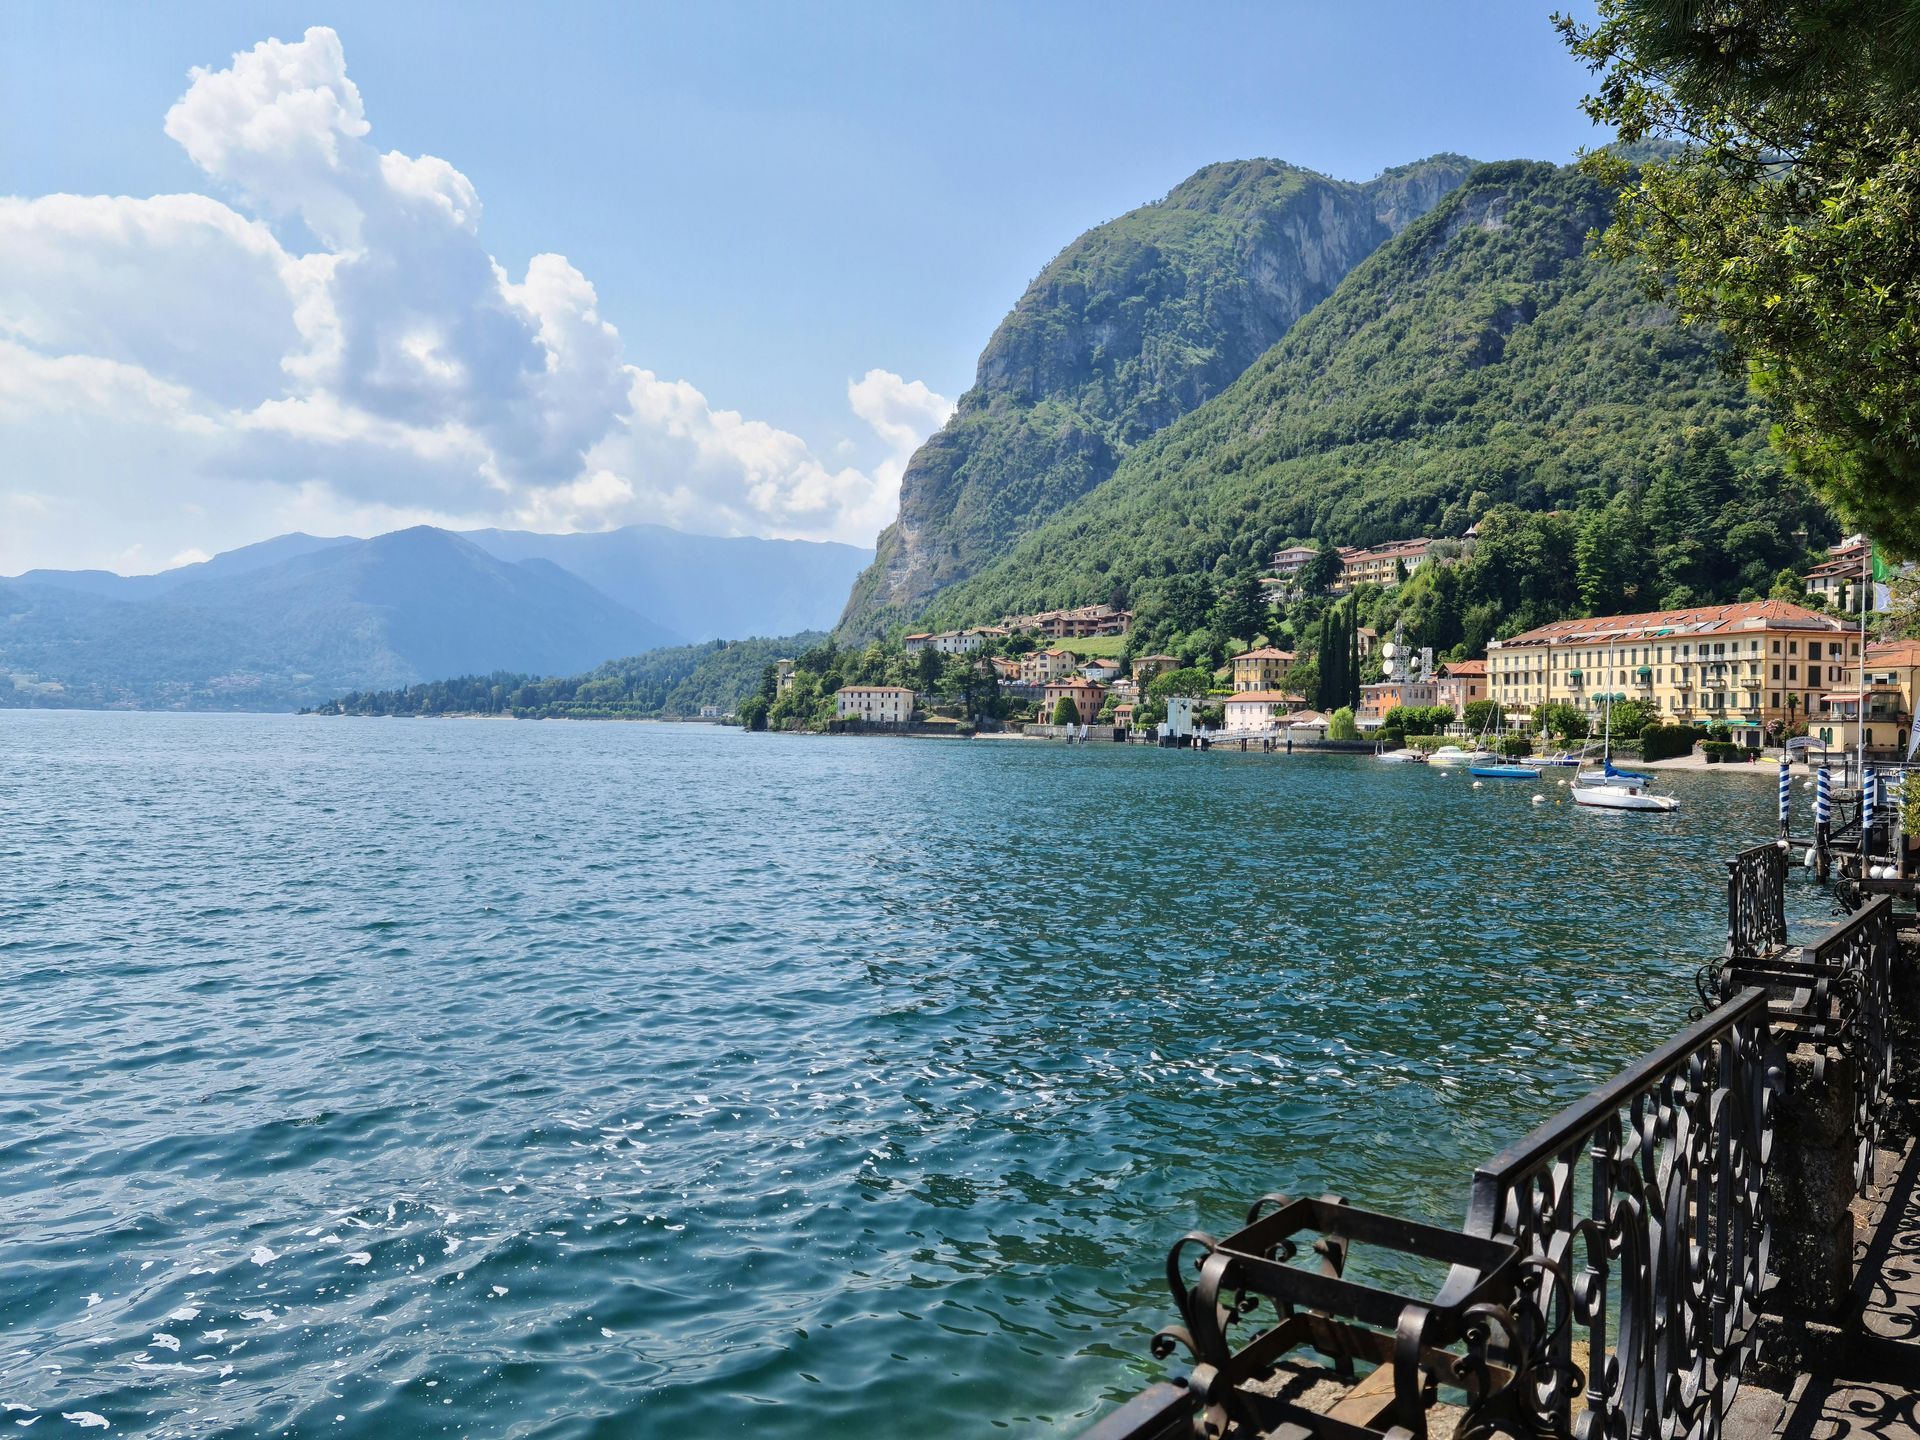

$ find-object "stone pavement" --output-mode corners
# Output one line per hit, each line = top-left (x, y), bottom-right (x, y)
(1732, 1131), (1920, 1440)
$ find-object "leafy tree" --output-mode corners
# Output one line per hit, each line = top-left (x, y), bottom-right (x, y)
(737, 695), (769, 731)
(1607, 697), (1656, 739)
(758, 664), (778, 705)
(1328, 705), (1359, 740)
(1385, 703), (1455, 736)
(1536, 701), (1592, 741)
(916, 645), (944, 693)
(1575, 498), (1651, 614)
(1214, 572), (1269, 644)
(1301, 539), (1343, 596)
(1147, 667), (1213, 703)
(1160, 574), (1217, 635)
(1563, 0), (1920, 554)
(1770, 567), (1809, 603)
(1463, 698), (1504, 733)
(1051, 695), (1080, 726)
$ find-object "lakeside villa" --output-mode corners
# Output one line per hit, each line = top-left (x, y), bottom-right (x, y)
(834, 684), (915, 723)
(1486, 599), (1854, 747)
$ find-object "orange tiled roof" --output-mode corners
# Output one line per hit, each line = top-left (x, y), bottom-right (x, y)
(1236, 646), (1296, 662)
(1495, 600), (1843, 648)
(1867, 639), (1920, 667)
(1440, 658), (1487, 677)
(1224, 690), (1304, 704)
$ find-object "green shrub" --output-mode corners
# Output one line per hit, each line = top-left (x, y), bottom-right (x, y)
(1051, 696), (1079, 726)
(1707, 724), (1733, 744)
(1498, 734), (1533, 758)
(1702, 740), (1743, 761)
(1378, 728), (1406, 750)
(1328, 706), (1359, 741)
(1641, 725), (1698, 762)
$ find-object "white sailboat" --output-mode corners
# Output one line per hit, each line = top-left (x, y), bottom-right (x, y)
(1571, 694), (1678, 812)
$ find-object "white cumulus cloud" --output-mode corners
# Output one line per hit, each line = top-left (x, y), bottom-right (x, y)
(0, 25), (949, 572)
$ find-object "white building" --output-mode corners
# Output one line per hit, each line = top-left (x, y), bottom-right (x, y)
(835, 685), (915, 724)
(1222, 690), (1303, 735)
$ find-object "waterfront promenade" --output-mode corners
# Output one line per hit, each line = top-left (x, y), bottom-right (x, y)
(1075, 840), (1920, 1440)
(1731, 1134), (1920, 1440)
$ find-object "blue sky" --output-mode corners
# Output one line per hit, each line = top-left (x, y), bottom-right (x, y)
(0, 2), (1605, 572)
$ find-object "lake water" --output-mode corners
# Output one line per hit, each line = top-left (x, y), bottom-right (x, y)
(0, 713), (1827, 1437)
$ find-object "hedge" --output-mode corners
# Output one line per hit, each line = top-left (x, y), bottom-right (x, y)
(1641, 725), (1698, 762)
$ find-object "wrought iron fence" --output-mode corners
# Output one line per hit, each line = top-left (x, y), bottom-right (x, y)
(1458, 990), (1776, 1440)
(1072, 861), (1902, 1440)
(1726, 842), (1788, 961)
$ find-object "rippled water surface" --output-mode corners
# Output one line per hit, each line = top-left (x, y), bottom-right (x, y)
(1, 713), (1828, 1436)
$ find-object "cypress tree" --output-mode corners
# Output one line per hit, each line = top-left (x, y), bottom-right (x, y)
(1346, 599), (1361, 709)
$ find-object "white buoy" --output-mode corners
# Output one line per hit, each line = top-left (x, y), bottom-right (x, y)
(1531, 794), (1545, 805)
(1776, 837), (1791, 850)
(1472, 780), (1483, 789)
(1804, 846), (1818, 870)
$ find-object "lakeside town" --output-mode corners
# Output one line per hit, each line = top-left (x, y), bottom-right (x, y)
(744, 531), (1919, 766)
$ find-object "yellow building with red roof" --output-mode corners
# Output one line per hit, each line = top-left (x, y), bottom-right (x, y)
(1486, 600), (1851, 745)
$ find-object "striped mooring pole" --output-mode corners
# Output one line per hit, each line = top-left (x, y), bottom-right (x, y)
(1816, 766), (1832, 878)
(1778, 754), (1791, 839)
(1864, 766), (1879, 860)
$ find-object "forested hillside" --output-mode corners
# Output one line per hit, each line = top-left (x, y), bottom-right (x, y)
(837, 154), (1476, 637)
(308, 634), (821, 720)
(918, 160), (1834, 653)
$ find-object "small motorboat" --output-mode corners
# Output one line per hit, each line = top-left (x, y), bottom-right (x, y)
(1471, 763), (1543, 779)
(1429, 745), (1494, 766)
(1376, 748), (1427, 763)
(1535, 752), (1582, 768)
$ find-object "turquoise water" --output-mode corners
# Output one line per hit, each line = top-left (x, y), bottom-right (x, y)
(0, 714), (1825, 1437)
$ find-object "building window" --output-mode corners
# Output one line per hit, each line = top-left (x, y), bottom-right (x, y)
(1771, 692), (1780, 708)
(1789, 641), (1799, 655)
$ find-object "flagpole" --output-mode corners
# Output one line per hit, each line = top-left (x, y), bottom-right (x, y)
(1858, 537), (1869, 786)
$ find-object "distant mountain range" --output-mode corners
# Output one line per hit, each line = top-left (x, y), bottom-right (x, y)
(0, 524), (870, 711)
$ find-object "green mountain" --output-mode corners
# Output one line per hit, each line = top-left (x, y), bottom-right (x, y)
(915, 160), (1819, 635)
(836, 154), (1477, 637)
(309, 633), (821, 720)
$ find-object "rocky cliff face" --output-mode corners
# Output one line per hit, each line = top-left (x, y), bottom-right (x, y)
(837, 154), (1476, 638)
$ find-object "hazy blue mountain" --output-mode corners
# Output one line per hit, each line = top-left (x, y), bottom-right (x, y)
(460, 524), (872, 642)
(10, 533), (356, 600)
(0, 527), (679, 711)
